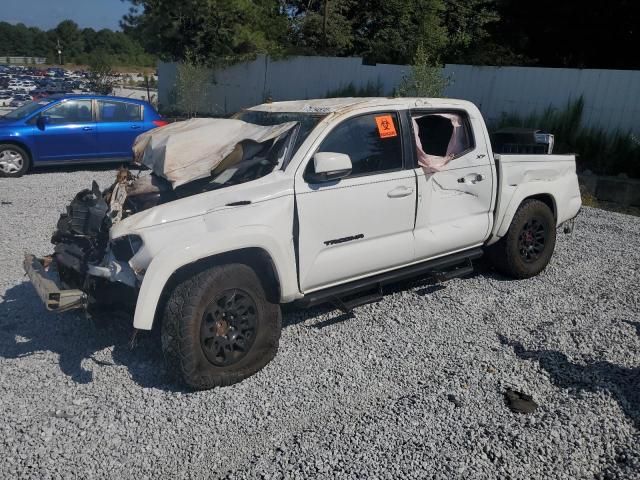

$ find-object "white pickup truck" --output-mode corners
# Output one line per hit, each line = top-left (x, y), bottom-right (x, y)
(24, 97), (582, 389)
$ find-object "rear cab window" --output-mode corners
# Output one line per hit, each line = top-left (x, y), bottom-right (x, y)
(411, 110), (475, 170)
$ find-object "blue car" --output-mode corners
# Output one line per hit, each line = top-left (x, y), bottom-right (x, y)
(0, 94), (167, 177)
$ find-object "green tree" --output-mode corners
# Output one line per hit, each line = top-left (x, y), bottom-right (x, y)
(288, 0), (354, 56)
(122, 0), (289, 65)
(87, 54), (116, 94)
(350, 0), (447, 65)
(0, 21), (153, 66)
(396, 42), (448, 97)
(49, 20), (85, 61)
(440, 0), (500, 64)
(172, 54), (215, 116)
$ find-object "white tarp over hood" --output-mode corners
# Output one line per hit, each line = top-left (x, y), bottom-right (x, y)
(133, 118), (297, 188)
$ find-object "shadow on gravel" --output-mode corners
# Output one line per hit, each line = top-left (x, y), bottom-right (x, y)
(623, 321), (640, 338)
(0, 282), (182, 391)
(499, 335), (640, 429)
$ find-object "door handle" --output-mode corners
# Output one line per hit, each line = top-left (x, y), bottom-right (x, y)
(387, 186), (414, 198)
(82, 126), (93, 131)
(131, 125), (142, 130)
(457, 174), (484, 185)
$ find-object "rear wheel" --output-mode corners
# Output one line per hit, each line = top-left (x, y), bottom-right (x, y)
(0, 144), (30, 177)
(487, 199), (556, 279)
(161, 263), (282, 389)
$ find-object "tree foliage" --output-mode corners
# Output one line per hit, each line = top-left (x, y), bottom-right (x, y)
(1, 0), (637, 70)
(121, 0), (289, 65)
(87, 55), (116, 94)
(396, 43), (449, 97)
(0, 20), (154, 66)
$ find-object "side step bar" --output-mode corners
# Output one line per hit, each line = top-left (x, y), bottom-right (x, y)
(298, 248), (483, 310)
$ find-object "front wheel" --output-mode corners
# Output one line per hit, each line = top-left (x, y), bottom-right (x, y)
(0, 144), (30, 177)
(161, 263), (282, 389)
(487, 199), (557, 279)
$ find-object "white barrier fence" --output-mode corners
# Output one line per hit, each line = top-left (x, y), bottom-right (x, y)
(158, 56), (640, 134)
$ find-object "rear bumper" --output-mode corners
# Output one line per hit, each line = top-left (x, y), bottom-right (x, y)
(23, 254), (87, 312)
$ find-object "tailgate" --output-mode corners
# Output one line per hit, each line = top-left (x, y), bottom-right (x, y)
(23, 254), (87, 312)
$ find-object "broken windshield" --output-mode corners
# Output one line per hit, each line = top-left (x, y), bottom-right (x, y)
(233, 110), (326, 157)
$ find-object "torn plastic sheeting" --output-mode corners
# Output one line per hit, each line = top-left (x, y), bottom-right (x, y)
(413, 113), (469, 174)
(133, 118), (298, 188)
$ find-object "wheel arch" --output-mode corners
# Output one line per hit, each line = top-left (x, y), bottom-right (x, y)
(525, 193), (557, 220)
(150, 247), (281, 331)
(492, 190), (558, 242)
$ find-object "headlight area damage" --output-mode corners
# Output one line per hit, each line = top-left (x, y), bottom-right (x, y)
(24, 118), (298, 314)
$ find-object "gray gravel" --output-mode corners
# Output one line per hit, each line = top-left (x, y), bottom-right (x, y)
(1, 168), (639, 480)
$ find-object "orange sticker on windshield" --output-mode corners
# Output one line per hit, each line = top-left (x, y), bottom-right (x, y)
(375, 115), (398, 138)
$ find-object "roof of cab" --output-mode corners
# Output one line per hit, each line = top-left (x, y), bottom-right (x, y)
(248, 97), (477, 114)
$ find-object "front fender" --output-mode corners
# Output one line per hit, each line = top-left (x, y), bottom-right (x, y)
(132, 197), (299, 330)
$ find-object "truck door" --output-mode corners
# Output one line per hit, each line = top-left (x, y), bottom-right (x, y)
(295, 111), (416, 292)
(411, 110), (494, 260)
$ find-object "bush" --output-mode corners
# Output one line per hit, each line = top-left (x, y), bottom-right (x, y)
(495, 97), (640, 178)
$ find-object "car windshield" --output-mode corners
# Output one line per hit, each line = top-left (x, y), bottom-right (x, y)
(2, 98), (55, 119)
(233, 110), (326, 154)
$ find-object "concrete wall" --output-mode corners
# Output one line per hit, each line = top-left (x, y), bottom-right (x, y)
(579, 174), (640, 207)
(159, 57), (640, 135)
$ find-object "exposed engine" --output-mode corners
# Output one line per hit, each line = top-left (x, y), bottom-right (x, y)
(49, 168), (173, 307)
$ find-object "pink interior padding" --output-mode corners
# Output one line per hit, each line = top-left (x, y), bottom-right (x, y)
(413, 113), (467, 173)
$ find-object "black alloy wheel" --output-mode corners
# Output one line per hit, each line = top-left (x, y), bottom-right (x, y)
(518, 218), (547, 263)
(200, 289), (258, 367)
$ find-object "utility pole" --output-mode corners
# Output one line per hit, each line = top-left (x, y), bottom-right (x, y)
(323, 0), (329, 49)
(56, 39), (63, 65)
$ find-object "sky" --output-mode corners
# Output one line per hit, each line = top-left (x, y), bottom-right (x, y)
(2, 0), (133, 31)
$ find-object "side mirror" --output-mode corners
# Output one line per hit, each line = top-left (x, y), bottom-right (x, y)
(308, 152), (352, 182)
(36, 115), (50, 130)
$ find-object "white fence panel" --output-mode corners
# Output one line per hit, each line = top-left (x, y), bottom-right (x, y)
(159, 57), (640, 134)
(443, 65), (640, 133)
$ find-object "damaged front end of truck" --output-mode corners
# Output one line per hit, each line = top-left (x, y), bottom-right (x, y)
(24, 117), (300, 315)
(24, 174), (163, 313)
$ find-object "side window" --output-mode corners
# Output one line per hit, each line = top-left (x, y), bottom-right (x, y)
(314, 112), (403, 178)
(43, 100), (93, 124)
(413, 112), (474, 159)
(98, 101), (143, 122)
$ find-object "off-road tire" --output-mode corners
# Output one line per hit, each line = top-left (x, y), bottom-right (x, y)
(161, 263), (282, 389)
(0, 143), (30, 177)
(487, 199), (556, 279)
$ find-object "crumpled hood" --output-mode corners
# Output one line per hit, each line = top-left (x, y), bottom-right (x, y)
(110, 170), (293, 237)
(132, 118), (297, 188)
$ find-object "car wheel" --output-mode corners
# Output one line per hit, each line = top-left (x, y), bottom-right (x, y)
(161, 263), (282, 390)
(0, 144), (30, 177)
(487, 199), (557, 279)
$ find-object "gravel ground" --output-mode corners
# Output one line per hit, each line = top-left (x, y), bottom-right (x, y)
(1, 168), (639, 480)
